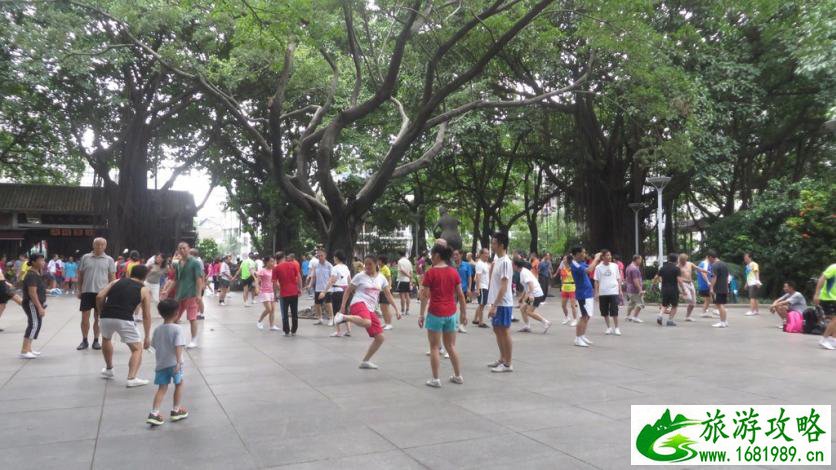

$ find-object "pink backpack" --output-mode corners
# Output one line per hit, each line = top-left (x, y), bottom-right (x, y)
(783, 311), (803, 333)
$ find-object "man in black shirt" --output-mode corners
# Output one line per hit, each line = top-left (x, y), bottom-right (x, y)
(653, 253), (681, 326)
(707, 250), (730, 328)
(96, 265), (152, 387)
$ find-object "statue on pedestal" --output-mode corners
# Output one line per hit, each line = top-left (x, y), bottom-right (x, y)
(433, 207), (462, 251)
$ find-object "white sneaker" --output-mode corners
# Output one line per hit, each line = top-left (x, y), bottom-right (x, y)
(443, 350), (450, 359)
(101, 368), (114, 379)
(333, 313), (346, 325)
(819, 338), (836, 350)
(449, 375), (464, 385)
(744, 311), (759, 316)
(329, 331), (343, 337)
(327, 320), (334, 326)
(605, 327), (613, 335)
(614, 328), (622, 336)
(632, 316), (644, 323)
(126, 378), (149, 388)
(186, 342), (198, 349)
(313, 319), (323, 325)
(256, 322), (264, 330)
(574, 337), (589, 347)
(685, 317), (695, 322)
(625, 316), (633, 322)
(712, 322), (727, 328)
(457, 325), (467, 333)
(561, 318), (570, 325)
(581, 335), (593, 344)
(543, 320), (552, 334)
(18, 352), (37, 359)
(426, 378), (442, 388)
(270, 325), (281, 331)
(491, 363), (513, 373)
(569, 319), (578, 327)
(487, 360), (503, 368)
(383, 324), (393, 331)
(700, 311), (711, 318)
(518, 325), (532, 333)
(712, 309), (720, 316)
(31, 350), (42, 356)
(359, 361), (379, 369)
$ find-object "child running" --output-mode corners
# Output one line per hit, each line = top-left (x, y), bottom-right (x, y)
(146, 299), (188, 426)
(254, 256), (280, 331)
(334, 255), (400, 370)
(419, 244), (467, 387)
(514, 259), (552, 333)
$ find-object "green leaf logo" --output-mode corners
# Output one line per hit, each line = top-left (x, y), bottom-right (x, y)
(636, 409), (701, 462)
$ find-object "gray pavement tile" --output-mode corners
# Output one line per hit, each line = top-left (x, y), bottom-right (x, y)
(369, 414), (510, 449)
(1, 438), (95, 470)
(482, 403), (618, 432)
(263, 449), (425, 470)
(0, 406), (101, 449)
(246, 426), (396, 467)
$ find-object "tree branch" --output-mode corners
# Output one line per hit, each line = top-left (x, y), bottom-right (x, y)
(391, 123), (447, 178)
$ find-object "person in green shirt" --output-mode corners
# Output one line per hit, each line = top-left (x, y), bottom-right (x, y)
(814, 263), (836, 350)
(164, 242), (204, 349)
(233, 253), (257, 307)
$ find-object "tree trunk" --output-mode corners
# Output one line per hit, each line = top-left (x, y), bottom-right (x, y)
(108, 119), (155, 256)
(470, 206), (481, 254)
(325, 214), (358, 259)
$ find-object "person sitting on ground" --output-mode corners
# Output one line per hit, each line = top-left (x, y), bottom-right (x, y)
(769, 281), (806, 322)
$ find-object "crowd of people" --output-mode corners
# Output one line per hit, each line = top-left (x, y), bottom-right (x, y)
(1, 233), (834, 425)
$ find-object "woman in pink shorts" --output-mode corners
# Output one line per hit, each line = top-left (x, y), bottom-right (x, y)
(334, 255), (400, 370)
(254, 256), (279, 331)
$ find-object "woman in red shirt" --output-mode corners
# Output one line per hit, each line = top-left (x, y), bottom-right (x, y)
(419, 244), (468, 388)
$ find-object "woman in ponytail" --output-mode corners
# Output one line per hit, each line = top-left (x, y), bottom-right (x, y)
(20, 254), (47, 359)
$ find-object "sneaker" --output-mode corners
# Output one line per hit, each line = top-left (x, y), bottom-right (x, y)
(327, 320), (334, 327)
(329, 331), (343, 337)
(313, 319), (323, 325)
(101, 368), (114, 379)
(561, 318), (570, 325)
(518, 325), (532, 333)
(700, 311), (711, 318)
(359, 361), (379, 370)
(666, 320), (677, 327)
(383, 324), (393, 331)
(244, 304), (252, 308)
(31, 350), (42, 356)
(18, 352), (37, 359)
(442, 350), (450, 359)
(270, 325), (281, 331)
(146, 412), (164, 426)
(457, 325), (467, 333)
(291, 332), (296, 337)
(170, 408), (189, 422)
(685, 317), (695, 322)
(819, 338), (835, 350)
(478, 323), (489, 328)
(744, 311), (759, 316)
(283, 332), (290, 337)
(491, 363), (513, 373)
(625, 316), (633, 323)
(426, 378), (442, 388)
(257, 322), (265, 330)
(76, 340), (89, 350)
(543, 320), (552, 334)
(333, 313), (346, 325)
(186, 342), (197, 349)
(632, 316), (644, 323)
(574, 337), (589, 347)
(487, 360), (503, 368)
(613, 328), (622, 336)
(605, 327), (613, 335)
(712, 309), (720, 316)
(126, 378), (149, 388)
(92, 339), (101, 350)
(569, 319), (578, 327)
(449, 375), (464, 385)
(197, 315), (205, 320)
(581, 335), (593, 344)
(219, 301), (226, 306)
(343, 331), (351, 337)
(712, 322), (727, 328)
(656, 315), (663, 326)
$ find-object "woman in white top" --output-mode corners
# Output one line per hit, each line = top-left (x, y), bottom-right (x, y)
(334, 255), (400, 369)
(513, 259), (552, 333)
(323, 250), (352, 337)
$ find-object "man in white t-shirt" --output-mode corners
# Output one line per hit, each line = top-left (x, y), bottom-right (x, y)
(594, 250), (623, 336)
(473, 248), (491, 327)
(486, 232), (514, 373)
(396, 254), (413, 315)
(514, 259), (552, 333)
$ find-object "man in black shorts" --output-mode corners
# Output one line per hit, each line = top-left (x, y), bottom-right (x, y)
(653, 253), (681, 327)
(77, 238), (116, 350)
(707, 250), (730, 328)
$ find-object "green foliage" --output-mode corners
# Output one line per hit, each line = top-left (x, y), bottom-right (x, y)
(705, 179), (836, 297)
(196, 238), (220, 261)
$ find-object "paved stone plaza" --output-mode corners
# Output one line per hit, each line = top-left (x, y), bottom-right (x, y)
(0, 293), (833, 469)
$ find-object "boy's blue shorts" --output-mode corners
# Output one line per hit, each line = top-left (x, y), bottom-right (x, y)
(492, 306), (513, 328)
(154, 366), (183, 385)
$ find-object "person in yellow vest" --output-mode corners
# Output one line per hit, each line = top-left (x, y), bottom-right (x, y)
(814, 263), (836, 350)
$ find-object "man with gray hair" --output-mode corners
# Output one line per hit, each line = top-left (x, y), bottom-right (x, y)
(77, 237), (116, 351)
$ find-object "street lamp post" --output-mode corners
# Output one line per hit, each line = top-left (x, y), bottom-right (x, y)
(628, 202), (644, 255)
(647, 176), (671, 264)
